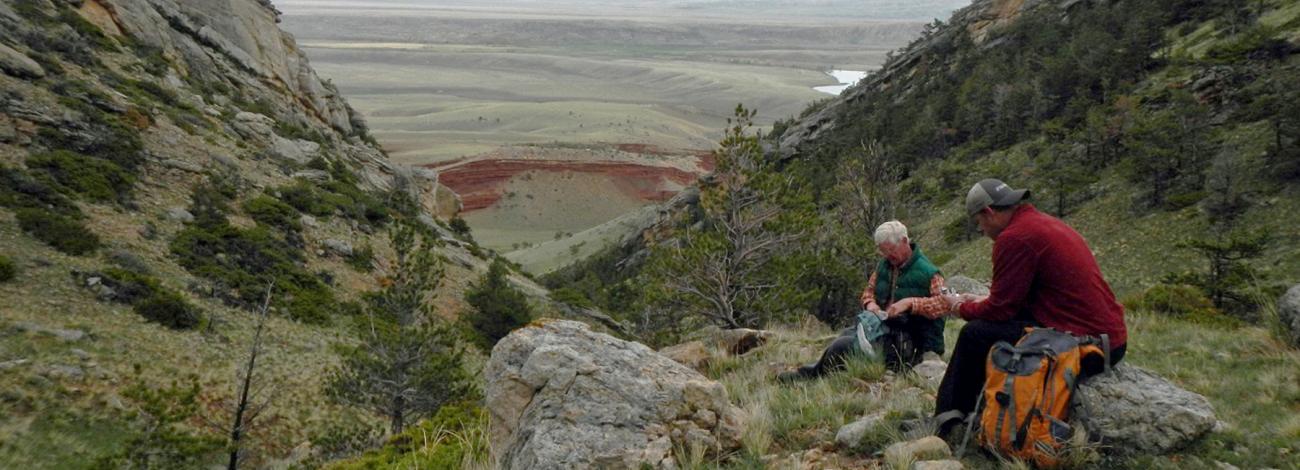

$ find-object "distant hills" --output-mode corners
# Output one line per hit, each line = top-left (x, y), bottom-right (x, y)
(276, 0), (973, 21)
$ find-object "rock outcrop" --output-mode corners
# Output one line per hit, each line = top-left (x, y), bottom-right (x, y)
(1074, 365), (1217, 454)
(485, 320), (747, 469)
(1279, 284), (1300, 347)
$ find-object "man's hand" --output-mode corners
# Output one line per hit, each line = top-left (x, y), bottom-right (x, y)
(941, 293), (984, 315)
(885, 298), (913, 318)
(863, 299), (882, 314)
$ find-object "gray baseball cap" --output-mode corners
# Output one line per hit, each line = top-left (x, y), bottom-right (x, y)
(966, 179), (1029, 215)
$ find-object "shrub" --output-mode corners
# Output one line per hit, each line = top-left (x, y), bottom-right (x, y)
(275, 178), (388, 227)
(329, 402), (488, 469)
(170, 222), (337, 324)
(243, 194), (301, 232)
(26, 150), (134, 202)
(15, 207), (100, 255)
(1123, 283), (1240, 327)
(346, 243), (375, 272)
(0, 255), (16, 282)
(0, 167), (84, 217)
(92, 268), (202, 330)
(99, 267), (163, 304)
(549, 287), (594, 309)
(134, 291), (201, 330)
(465, 259), (533, 349)
(448, 216), (473, 239)
(1124, 283), (1218, 316)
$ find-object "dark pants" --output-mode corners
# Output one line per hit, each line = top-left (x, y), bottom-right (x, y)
(800, 317), (945, 377)
(934, 320), (1127, 417)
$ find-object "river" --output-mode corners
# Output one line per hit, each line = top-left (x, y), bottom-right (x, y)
(814, 70), (868, 95)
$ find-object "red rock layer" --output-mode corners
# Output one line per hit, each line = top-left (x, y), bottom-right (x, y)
(433, 159), (703, 212)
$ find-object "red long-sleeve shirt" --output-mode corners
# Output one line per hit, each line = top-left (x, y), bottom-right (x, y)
(958, 204), (1127, 346)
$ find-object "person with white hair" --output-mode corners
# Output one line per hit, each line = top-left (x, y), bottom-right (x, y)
(778, 220), (950, 381)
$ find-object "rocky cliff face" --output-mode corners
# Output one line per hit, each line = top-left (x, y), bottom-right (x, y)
(1, 0), (442, 201)
(0, 1), (544, 464)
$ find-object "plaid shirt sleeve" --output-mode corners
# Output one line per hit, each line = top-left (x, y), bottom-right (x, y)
(860, 271), (878, 308)
(909, 274), (948, 319)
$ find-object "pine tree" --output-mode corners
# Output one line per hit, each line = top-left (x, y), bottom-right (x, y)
(644, 105), (813, 329)
(1175, 230), (1270, 315)
(465, 258), (533, 350)
(326, 220), (472, 435)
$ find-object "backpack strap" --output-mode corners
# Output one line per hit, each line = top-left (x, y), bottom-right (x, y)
(955, 392), (984, 459)
(1100, 334), (1111, 374)
(999, 372), (1017, 446)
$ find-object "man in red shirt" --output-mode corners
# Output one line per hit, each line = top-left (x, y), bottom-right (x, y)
(932, 179), (1127, 437)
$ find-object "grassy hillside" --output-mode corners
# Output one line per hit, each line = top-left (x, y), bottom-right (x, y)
(551, 0), (1300, 328)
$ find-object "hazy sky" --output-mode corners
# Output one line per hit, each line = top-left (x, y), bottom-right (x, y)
(275, 0), (973, 22)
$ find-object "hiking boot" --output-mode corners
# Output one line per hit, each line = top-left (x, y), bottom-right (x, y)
(933, 410), (967, 443)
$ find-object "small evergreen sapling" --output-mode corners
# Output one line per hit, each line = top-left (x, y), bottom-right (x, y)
(465, 258), (533, 350)
(327, 221), (473, 434)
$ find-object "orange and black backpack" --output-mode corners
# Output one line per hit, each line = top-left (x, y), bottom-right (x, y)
(968, 328), (1109, 467)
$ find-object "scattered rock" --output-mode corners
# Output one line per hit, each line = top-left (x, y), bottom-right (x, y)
(1278, 284), (1300, 347)
(269, 135), (320, 164)
(485, 320), (746, 469)
(0, 116), (18, 143)
(1074, 365), (1217, 454)
(0, 359), (29, 371)
(107, 249), (152, 274)
(15, 322), (87, 342)
(159, 158), (204, 173)
(300, 214), (320, 228)
(234, 111), (275, 134)
(71, 349), (91, 360)
(322, 239), (353, 257)
(835, 411), (885, 448)
(688, 326), (771, 355)
(291, 169), (331, 183)
(211, 153), (239, 170)
(912, 359), (948, 387)
(0, 44), (45, 78)
(890, 387), (930, 409)
(87, 278), (117, 301)
(659, 340), (711, 371)
(40, 364), (85, 380)
(166, 207), (195, 223)
(912, 459), (964, 470)
(884, 436), (951, 462)
(138, 222), (159, 240)
(1213, 460), (1240, 470)
(716, 328), (770, 355)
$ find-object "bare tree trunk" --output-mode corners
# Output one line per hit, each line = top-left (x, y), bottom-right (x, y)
(391, 395), (405, 434)
(228, 284), (274, 470)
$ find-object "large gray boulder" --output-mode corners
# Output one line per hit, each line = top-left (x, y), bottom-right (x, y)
(945, 275), (990, 296)
(1278, 284), (1300, 347)
(485, 320), (746, 469)
(1074, 365), (1217, 454)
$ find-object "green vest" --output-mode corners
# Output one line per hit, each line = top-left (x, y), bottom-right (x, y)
(872, 244), (946, 355)
(873, 244), (940, 306)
